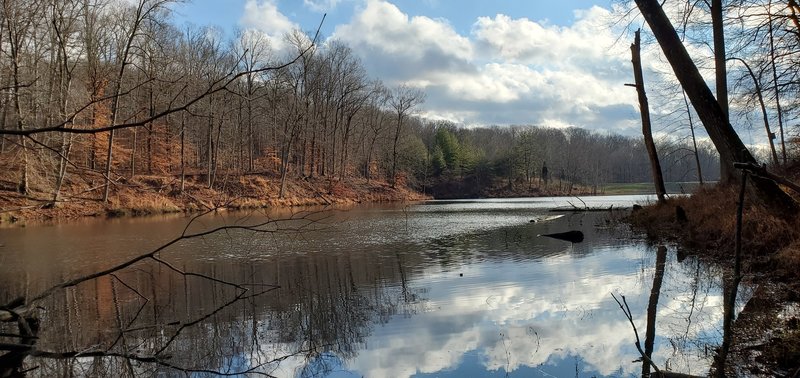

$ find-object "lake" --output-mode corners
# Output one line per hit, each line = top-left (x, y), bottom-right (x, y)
(0, 195), (740, 377)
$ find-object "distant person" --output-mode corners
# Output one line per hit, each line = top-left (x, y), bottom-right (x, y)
(541, 162), (549, 187)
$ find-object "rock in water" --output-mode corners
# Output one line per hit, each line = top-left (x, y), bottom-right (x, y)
(541, 230), (584, 243)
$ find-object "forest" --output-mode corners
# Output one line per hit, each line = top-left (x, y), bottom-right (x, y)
(2, 0), (800, 376)
(0, 0), (732, 220)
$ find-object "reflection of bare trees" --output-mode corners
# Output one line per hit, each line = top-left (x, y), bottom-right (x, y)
(1, 208), (436, 376)
(1, 210), (327, 376)
(643, 246), (667, 377)
(614, 246), (710, 378)
(714, 171), (747, 378)
(263, 243), (429, 376)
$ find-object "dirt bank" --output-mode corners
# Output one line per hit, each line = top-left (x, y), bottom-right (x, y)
(0, 174), (429, 225)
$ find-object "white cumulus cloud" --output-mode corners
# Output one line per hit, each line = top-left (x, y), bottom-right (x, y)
(240, 0), (298, 51)
(303, 0), (342, 12)
(333, 0), (473, 77)
(331, 1), (639, 132)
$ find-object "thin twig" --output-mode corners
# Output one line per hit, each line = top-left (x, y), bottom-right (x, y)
(611, 292), (662, 375)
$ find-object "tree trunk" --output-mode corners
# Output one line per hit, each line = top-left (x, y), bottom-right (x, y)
(211, 114), (223, 189)
(631, 29), (667, 203)
(683, 92), (704, 185)
(179, 93), (186, 193)
(340, 115), (354, 180)
(711, 0), (735, 184)
(309, 120), (318, 178)
(365, 134), (378, 184)
(147, 87), (154, 174)
(130, 128), (137, 177)
(8, 23), (29, 194)
(391, 114), (402, 188)
(52, 132), (73, 204)
(103, 129), (115, 201)
(279, 139), (292, 199)
(247, 97), (254, 172)
(634, 0), (797, 216)
(768, 1), (787, 165)
(206, 106), (214, 189)
(12, 73), (29, 195)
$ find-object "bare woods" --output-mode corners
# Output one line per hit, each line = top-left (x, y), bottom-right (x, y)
(0, 0), (728, 223)
(0, 0), (429, 214)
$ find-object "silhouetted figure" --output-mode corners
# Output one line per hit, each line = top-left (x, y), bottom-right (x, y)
(541, 162), (549, 187)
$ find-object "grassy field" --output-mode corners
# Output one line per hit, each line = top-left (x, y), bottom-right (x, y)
(601, 181), (706, 195)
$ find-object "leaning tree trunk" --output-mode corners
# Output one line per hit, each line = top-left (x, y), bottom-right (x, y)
(631, 29), (667, 204)
(634, 0), (798, 216)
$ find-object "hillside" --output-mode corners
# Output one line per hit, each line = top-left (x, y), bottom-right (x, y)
(0, 172), (427, 225)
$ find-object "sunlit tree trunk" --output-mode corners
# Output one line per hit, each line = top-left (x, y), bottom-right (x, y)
(711, 0), (736, 184)
(631, 29), (666, 203)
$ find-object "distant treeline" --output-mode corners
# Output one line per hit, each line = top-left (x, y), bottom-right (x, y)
(407, 122), (720, 197)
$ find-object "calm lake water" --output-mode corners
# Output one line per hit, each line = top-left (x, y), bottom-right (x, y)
(0, 195), (741, 377)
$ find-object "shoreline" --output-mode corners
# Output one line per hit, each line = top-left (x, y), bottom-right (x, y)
(626, 185), (800, 376)
(0, 175), (430, 227)
(1, 175), (672, 227)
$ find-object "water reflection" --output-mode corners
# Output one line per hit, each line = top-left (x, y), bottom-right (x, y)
(0, 196), (738, 377)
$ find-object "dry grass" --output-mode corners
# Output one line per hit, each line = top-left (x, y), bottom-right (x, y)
(0, 170), (429, 226)
(628, 185), (800, 261)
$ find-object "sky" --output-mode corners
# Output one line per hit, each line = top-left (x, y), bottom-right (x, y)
(172, 0), (647, 136)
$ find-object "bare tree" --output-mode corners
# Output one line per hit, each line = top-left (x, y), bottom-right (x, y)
(2, 0), (45, 194)
(630, 29), (667, 203)
(388, 85), (424, 188)
(728, 56), (780, 165)
(711, 0), (736, 183)
(634, 0), (797, 215)
(102, 0), (175, 202)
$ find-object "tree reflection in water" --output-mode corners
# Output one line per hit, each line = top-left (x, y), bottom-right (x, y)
(1, 212), (428, 376)
(0, 203), (746, 377)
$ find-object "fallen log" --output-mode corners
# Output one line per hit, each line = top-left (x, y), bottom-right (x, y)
(540, 230), (584, 243)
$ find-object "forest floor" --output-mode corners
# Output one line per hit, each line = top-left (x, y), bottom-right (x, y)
(0, 173), (429, 226)
(626, 174), (800, 376)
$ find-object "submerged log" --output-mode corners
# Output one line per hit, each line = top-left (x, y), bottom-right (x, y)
(548, 206), (618, 213)
(540, 230), (584, 243)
